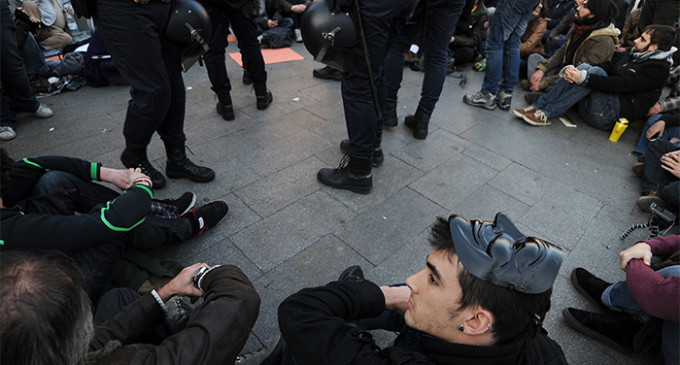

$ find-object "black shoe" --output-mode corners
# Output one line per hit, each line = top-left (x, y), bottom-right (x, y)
(523, 92), (542, 105)
(121, 148), (167, 189)
(338, 265), (364, 282)
(383, 97), (398, 128)
(243, 69), (253, 85)
(404, 104), (432, 140)
(216, 93), (235, 121)
(562, 307), (641, 353)
(571, 268), (611, 310)
(165, 141), (216, 183)
(313, 66), (342, 81)
(254, 83), (273, 110)
(159, 192), (196, 216)
(340, 139), (383, 167)
(317, 154), (373, 194)
(186, 201), (228, 236)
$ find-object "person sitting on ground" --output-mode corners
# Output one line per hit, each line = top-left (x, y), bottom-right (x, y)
(633, 65), (680, 156)
(254, 0), (293, 37)
(613, 7), (641, 54)
(448, 0), (490, 65)
(544, 0), (576, 35)
(524, 0), (619, 94)
(564, 235), (679, 364)
(265, 212), (567, 364)
(0, 249), (260, 365)
(84, 29), (122, 88)
(13, 0), (73, 51)
(519, 0), (548, 78)
(514, 24), (675, 130)
(634, 139), (680, 212)
(0, 149), (229, 301)
(278, 0), (310, 42)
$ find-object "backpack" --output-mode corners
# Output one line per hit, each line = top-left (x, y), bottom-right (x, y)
(261, 27), (292, 49)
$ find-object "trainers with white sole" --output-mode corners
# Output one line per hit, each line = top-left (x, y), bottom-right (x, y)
(33, 103), (54, 118)
(0, 126), (16, 141)
(463, 91), (496, 110)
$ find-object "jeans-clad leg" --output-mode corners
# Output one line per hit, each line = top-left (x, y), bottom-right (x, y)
(533, 64), (607, 119)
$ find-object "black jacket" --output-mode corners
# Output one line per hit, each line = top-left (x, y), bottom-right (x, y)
(279, 280), (567, 365)
(585, 52), (671, 122)
(90, 265), (260, 364)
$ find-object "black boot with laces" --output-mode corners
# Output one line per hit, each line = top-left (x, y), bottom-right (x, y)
(317, 154), (373, 194)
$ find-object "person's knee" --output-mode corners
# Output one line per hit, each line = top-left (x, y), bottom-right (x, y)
(33, 171), (78, 194)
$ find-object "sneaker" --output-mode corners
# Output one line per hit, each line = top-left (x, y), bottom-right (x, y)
(338, 265), (364, 281)
(636, 192), (668, 212)
(496, 91), (512, 111)
(463, 91), (496, 110)
(161, 192), (197, 216)
(570, 268), (611, 310)
(562, 307), (641, 353)
(513, 106), (536, 119)
(187, 201), (228, 236)
(520, 108), (551, 126)
(33, 103), (54, 118)
(294, 28), (302, 43)
(313, 66), (342, 81)
(235, 335), (282, 365)
(632, 162), (644, 178)
(0, 126), (16, 141)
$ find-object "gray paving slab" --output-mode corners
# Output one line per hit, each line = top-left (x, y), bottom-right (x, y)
(6, 40), (675, 365)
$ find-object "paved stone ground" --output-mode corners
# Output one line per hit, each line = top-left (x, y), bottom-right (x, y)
(5, 41), (673, 364)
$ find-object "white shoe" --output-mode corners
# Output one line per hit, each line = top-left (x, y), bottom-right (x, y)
(0, 126), (16, 141)
(34, 103), (54, 118)
(294, 28), (302, 43)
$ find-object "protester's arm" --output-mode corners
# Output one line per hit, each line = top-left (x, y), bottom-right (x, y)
(279, 280), (397, 365)
(520, 19), (547, 56)
(584, 62), (669, 94)
(90, 265), (260, 364)
(0, 185), (152, 250)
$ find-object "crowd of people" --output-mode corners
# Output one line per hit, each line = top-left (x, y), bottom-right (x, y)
(1, 0), (679, 363)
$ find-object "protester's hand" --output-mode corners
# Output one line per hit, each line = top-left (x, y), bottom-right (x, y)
(133, 0), (152, 5)
(620, 242), (652, 270)
(100, 167), (150, 190)
(661, 150), (680, 178)
(563, 66), (581, 83)
(380, 285), (411, 315)
(128, 168), (152, 189)
(157, 263), (209, 301)
(530, 70), (544, 92)
(647, 101), (662, 116)
(646, 120), (665, 140)
(327, 0), (353, 13)
(614, 44), (627, 53)
(63, 5), (74, 16)
(450, 36), (455, 43)
(268, 19), (278, 28)
(291, 4), (306, 13)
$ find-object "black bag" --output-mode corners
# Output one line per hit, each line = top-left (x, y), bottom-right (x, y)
(261, 27), (292, 48)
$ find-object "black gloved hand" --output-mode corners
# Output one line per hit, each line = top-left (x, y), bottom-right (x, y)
(327, 0), (354, 13)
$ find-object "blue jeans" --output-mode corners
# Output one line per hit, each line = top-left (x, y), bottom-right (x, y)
(1, 1), (40, 129)
(602, 265), (680, 365)
(633, 113), (680, 155)
(534, 64), (620, 130)
(22, 32), (59, 77)
(480, 0), (538, 95)
(383, 0), (464, 111)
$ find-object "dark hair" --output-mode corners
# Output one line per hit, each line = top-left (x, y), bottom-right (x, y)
(428, 217), (553, 345)
(644, 24), (676, 51)
(0, 250), (94, 365)
(584, 0), (618, 24)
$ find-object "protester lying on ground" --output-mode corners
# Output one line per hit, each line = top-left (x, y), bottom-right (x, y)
(564, 235), (679, 365)
(0, 250), (260, 365)
(260, 212), (567, 365)
(0, 149), (229, 302)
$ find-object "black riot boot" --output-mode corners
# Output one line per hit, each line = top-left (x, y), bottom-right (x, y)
(339, 129), (384, 167)
(404, 103), (432, 140)
(254, 83), (273, 110)
(216, 92), (235, 121)
(317, 154), (373, 194)
(120, 147), (166, 189)
(383, 97), (398, 128)
(164, 140), (215, 183)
